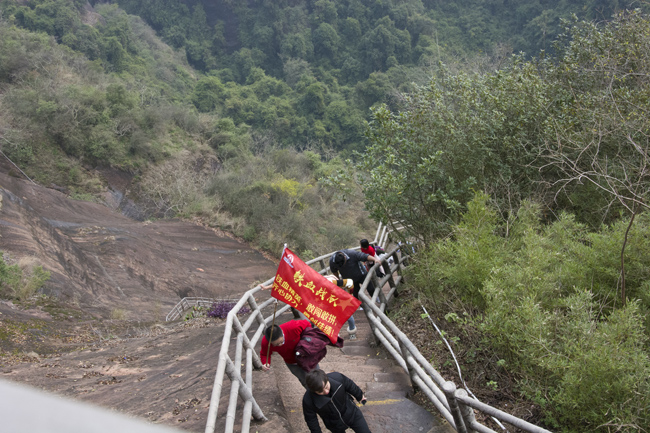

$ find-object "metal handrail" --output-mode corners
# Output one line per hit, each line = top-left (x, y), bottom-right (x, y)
(204, 223), (392, 433)
(357, 251), (554, 433)
(165, 297), (238, 322)
(204, 222), (552, 433)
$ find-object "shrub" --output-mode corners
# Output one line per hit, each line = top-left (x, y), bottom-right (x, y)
(110, 308), (128, 320)
(0, 255), (50, 301)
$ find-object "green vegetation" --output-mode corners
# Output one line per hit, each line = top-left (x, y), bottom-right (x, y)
(362, 11), (650, 433)
(0, 254), (50, 301)
(0, 2), (374, 257)
(359, 10), (650, 243)
(408, 194), (650, 432)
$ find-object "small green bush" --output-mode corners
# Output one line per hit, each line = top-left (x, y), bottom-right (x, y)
(0, 254), (50, 301)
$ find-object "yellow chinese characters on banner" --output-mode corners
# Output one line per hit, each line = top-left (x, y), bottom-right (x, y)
(271, 248), (360, 344)
(303, 303), (338, 337)
(271, 274), (302, 308)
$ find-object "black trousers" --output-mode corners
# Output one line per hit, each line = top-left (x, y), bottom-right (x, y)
(352, 279), (375, 299)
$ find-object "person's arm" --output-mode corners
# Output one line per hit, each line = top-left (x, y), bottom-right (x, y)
(260, 283), (272, 290)
(340, 373), (365, 402)
(260, 337), (271, 370)
(367, 254), (381, 265)
(302, 396), (323, 433)
(352, 250), (379, 265)
(298, 319), (312, 332)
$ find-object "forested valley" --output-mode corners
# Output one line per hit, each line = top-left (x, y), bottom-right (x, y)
(1, 0), (650, 432)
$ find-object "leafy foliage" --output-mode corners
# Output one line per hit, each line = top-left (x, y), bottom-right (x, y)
(357, 10), (650, 242)
(202, 147), (371, 256)
(541, 11), (650, 219)
(409, 195), (650, 432)
(358, 61), (548, 243)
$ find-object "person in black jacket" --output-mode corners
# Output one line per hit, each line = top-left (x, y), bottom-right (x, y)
(302, 369), (371, 433)
(329, 249), (381, 299)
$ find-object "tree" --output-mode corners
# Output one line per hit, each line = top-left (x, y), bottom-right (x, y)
(356, 61), (548, 243)
(359, 17), (411, 73)
(192, 76), (225, 112)
(540, 11), (650, 305)
(313, 0), (338, 25)
(312, 23), (340, 62)
(300, 82), (327, 115)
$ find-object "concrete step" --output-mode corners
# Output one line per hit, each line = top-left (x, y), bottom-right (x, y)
(320, 362), (381, 375)
(363, 358), (399, 369)
(373, 371), (411, 385)
(366, 380), (411, 396)
(340, 345), (384, 357)
(361, 396), (453, 433)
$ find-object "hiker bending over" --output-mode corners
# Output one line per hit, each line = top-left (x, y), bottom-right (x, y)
(303, 369), (371, 433)
(260, 319), (314, 388)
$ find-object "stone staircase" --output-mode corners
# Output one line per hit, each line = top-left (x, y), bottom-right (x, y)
(272, 311), (455, 433)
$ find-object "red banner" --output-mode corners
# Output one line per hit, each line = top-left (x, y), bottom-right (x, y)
(270, 248), (361, 343)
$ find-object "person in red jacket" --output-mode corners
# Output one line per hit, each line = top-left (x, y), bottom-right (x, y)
(360, 239), (385, 278)
(260, 319), (313, 387)
(359, 239), (376, 257)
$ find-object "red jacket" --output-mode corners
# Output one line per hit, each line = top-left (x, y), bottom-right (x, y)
(260, 319), (311, 365)
(360, 245), (376, 256)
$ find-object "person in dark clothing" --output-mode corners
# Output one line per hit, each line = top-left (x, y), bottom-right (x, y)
(329, 249), (381, 299)
(302, 369), (371, 433)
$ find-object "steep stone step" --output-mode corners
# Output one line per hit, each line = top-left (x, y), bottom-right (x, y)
(362, 396), (453, 433)
(269, 312), (455, 433)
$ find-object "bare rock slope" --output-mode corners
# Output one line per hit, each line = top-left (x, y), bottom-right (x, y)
(0, 170), (275, 321)
(0, 169), (451, 433)
(0, 168), (284, 431)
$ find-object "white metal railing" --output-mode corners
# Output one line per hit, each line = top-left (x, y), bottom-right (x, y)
(203, 222), (552, 433)
(165, 297), (228, 322)
(203, 223), (393, 433)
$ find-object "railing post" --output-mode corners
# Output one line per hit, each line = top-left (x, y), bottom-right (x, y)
(443, 381), (468, 433)
(246, 293), (267, 328)
(225, 356), (266, 421)
(398, 340), (417, 394)
(363, 306), (381, 348)
(455, 388), (477, 433)
(232, 316), (263, 368)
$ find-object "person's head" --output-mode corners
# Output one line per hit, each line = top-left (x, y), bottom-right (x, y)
(306, 369), (330, 395)
(333, 252), (346, 268)
(360, 239), (370, 249)
(264, 325), (284, 346)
